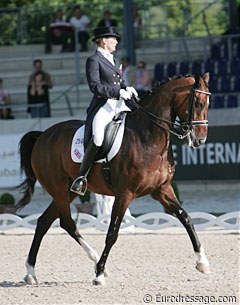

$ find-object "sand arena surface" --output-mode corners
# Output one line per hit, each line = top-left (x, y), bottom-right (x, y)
(0, 227), (239, 305)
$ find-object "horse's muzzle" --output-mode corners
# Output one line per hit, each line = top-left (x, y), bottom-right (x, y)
(186, 130), (207, 148)
(198, 137), (207, 145)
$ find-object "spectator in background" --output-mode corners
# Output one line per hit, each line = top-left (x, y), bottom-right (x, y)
(69, 5), (90, 52)
(28, 59), (53, 89)
(45, 8), (72, 53)
(133, 6), (142, 47)
(28, 59), (52, 118)
(97, 10), (117, 27)
(135, 61), (152, 98)
(121, 56), (136, 87)
(27, 71), (51, 118)
(0, 78), (14, 119)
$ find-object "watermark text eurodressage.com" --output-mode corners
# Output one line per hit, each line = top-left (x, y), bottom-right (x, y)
(143, 293), (237, 304)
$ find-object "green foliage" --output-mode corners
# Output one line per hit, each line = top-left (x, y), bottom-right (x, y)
(79, 190), (91, 203)
(0, 193), (15, 205)
(0, 0), (233, 44)
(171, 181), (180, 201)
(0, 12), (18, 45)
(147, 0), (228, 38)
(0, 0), (126, 45)
(23, 6), (54, 44)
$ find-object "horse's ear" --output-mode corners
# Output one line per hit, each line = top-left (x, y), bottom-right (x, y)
(194, 72), (200, 86)
(203, 72), (210, 85)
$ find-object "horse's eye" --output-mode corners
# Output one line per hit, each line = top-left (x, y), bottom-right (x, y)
(195, 101), (204, 109)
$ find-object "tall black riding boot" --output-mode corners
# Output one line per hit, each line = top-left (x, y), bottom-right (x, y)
(70, 140), (99, 195)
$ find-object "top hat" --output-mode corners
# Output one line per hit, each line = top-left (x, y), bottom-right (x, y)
(92, 27), (120, 41)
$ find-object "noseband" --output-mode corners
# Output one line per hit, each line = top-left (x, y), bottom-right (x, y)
(179, 88), (211, 138)
(132, 86), (211, 141)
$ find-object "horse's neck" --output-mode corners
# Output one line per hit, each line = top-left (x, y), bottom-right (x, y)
(142, 90), (173, 125)
(128, 91), (172, 146)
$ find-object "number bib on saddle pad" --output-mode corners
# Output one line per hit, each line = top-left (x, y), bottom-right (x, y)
(71, 114), (127, 163)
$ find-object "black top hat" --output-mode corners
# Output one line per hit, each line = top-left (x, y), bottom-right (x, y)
(92, 27), (120, 41)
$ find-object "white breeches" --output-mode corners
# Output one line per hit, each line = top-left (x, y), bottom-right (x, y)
(92, 98), (131, 147)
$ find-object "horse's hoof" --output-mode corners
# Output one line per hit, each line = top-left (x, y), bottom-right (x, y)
(196, 263), (211, 274)
(92, 274), (105, 285)
(24, 274), (38, 285)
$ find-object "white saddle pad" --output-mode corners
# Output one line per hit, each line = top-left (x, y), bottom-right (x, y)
(71, 114), (127, 163)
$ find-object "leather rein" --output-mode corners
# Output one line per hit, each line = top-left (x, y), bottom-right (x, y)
(131, 86), (211, 140)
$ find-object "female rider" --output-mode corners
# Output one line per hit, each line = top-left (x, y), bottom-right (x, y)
(70, 26), (138, 195)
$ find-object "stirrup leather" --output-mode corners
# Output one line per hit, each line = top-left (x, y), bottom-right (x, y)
(70, 176), (88, 195)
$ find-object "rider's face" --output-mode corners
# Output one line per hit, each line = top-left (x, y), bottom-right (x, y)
(104, 37), (118, 53)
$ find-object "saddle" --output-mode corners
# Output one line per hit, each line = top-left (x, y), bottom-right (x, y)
(97, 112), (124, 161)
(71, 113), (126, 164)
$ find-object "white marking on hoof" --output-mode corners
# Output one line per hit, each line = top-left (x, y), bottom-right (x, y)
(196, 262), (211, 274)
(92, 273), (105, 286)
(24, 274), (38, 285)
(25, 261), (38, 285)
(195, 246), (210, 274)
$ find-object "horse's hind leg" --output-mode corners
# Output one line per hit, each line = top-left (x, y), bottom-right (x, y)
(25, 198), (99, 284)
(152, 184), (210, 274)
(25, 201), (59, 284)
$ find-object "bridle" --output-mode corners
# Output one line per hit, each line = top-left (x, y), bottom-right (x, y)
(131, 85), (211, 141)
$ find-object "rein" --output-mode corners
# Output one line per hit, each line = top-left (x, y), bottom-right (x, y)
(131, 86), (211, 140)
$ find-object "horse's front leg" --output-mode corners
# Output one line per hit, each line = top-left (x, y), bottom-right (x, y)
(25, 201), (59, 284)
(93, 193), (133, 285)
(152, 183), (210, 274)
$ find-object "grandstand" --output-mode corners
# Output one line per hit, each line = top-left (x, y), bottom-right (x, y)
(0, 0), (239, 130)
(154, 37), (240, 109)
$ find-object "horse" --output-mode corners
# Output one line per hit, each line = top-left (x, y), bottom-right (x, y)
(16, 73), (211, 285)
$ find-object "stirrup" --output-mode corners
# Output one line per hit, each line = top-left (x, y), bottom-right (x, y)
(70, 176), (88, 195)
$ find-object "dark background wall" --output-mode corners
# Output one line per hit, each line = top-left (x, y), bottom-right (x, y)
(172, 125), (240, 180)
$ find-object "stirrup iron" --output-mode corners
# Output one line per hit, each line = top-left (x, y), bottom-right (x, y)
(70, 176), (88, 195)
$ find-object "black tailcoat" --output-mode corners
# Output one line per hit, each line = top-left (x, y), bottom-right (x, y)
(84, 50), (126, 144)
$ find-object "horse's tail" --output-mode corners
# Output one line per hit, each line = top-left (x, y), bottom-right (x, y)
(16, 131), (42, 210)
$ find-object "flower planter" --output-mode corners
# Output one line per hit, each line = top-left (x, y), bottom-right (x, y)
(0, 204), (17, 214)
(0, 193), (16, 214)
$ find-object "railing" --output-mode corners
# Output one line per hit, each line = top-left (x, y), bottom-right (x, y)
(50, 84), (75, 116)
(0, 103), (46, 117)
(0, 211), (239, 231)
(149, 33), (240, 62)
(0, 87), (75, 118)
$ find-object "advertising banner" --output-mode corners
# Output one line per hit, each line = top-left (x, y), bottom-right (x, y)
(0, 134), (23, 188)
(171, 125), (240, 180)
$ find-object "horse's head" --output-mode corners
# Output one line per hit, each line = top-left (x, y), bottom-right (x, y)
(175, 73), (210, 148)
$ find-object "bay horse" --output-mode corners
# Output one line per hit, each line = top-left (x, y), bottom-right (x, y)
(16, 73), (211, 285)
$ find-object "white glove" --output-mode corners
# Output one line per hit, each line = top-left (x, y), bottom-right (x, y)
(119, 89), (131, 100)
(126, 86), (138, 98)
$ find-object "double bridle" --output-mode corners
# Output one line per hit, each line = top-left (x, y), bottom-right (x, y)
(132, 86), (211, 140)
